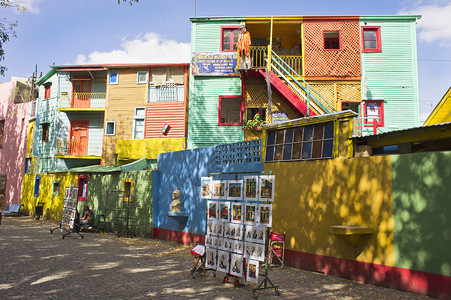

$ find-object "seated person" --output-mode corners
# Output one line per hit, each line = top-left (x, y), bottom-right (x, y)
(79, 205), (94, 226)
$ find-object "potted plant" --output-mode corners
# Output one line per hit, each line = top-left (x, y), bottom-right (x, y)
(243, 112), (265, 131)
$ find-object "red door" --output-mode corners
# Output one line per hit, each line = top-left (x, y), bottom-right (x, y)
(72, 80), (91, 108)
(70, 121), (88, 155)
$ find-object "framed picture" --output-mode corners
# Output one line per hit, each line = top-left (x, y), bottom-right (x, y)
(244, 176), (259, 201)
(64, 187), (71, 199)
(211, 236), (219, 249)
(223, 238), (233, 252)
(71, 188), (79, 200)
(247, 259), (260, 283)
(219, 201), (230, 222)
(231, 202), (243, 224)
(253, 226), (266, 244)
(244, 203), (258, 225)
(205, 234), (213, 247)
(206, 247), (217, 269)
(230, 253), (244, 277)
(227, 180), (243, 201)
(250, 243), (266, 261)
(244, 242), (253, 258)
(201, 177), (213, 199)
(207, 221), (214, 236)
(232, 240), (244, 255)
(229, 224), (244, 240)
(258, 204), (272, 227)
(259, 175), (275, 202)
(216, 222), (224, 237)
(207, 201), (218, 220)
(217, 250), (230, 273)
(217, 237), (224, 250)
(212, 180), (227, 199)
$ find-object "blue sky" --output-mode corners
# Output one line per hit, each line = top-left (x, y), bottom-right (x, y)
(2, 0), (450, 118)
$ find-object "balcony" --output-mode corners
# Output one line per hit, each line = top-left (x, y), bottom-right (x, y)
(250, 46), (303, 77)
(59, 92), (106, 110)
(56, 139), (102, 158)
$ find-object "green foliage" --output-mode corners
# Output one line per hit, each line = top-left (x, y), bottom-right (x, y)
(243, 112), (265, 131)
(1, 0), (24, 76)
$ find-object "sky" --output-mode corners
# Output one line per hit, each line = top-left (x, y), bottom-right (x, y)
(2, 0), (451, 118)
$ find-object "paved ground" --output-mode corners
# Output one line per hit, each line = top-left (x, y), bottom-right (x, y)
(0, 217), (433, 299)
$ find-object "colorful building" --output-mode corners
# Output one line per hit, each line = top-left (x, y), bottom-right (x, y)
(0, 78), (32, 208)
(423, 87), (451, 126)
(187, 15), (421, 148)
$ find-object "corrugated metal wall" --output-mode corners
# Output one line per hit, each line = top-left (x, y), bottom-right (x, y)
(189, 20), (245, 149)
(145, 102), (186, 138)
(361, 17), (420, 132)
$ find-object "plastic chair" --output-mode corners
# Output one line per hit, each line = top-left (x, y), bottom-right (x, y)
(269, 231), (285, 269)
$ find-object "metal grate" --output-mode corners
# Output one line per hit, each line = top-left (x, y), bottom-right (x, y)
(215, 140), (262, 166)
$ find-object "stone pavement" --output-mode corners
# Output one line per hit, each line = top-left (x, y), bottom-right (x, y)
(0, 217), (433, 299)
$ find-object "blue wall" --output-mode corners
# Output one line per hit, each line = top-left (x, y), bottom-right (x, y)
(154, 140), (263, 236)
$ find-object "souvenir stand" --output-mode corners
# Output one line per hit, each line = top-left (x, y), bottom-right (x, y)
(200, 172), (279, 297)
(50, 185), (83, 239)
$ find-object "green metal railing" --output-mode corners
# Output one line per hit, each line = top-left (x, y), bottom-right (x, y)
(269, 50), (336, 115)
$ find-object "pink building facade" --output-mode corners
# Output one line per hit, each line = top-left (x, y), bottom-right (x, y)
(0, 79), (30, 208)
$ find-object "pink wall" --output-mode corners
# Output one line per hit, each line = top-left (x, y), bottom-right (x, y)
(0, 80), (30, 207)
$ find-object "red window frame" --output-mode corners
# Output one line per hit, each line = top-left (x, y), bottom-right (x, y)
(220, 26), (241, 52)
(323, 30), (341, 51)
(218, 95), (243, 126)
(362, 26), (381, 53)
(78, 174), (88, 202)
(362, 100), (384, 127)
(44, 83), (52, 99)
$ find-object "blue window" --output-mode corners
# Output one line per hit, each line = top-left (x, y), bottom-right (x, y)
(108, 70), (119, 84)
(33, 176), (41, 197)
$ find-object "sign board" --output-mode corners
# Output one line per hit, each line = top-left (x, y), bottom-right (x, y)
(272, 113), (289, 123)
(192, 52), (238, 76)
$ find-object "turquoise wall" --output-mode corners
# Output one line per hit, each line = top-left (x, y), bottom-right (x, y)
(360, 16), (420, 133)
(188, 19), (245, 149)
(391, 151), (451, 277)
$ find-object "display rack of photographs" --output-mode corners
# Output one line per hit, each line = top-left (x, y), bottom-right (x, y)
(201, 175), (276, 288)
(50, 185), (83, 239)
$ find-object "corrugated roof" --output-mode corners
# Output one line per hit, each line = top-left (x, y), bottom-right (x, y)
(49, 158), (153, 173)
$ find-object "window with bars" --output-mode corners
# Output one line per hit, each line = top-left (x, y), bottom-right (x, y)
(265, 122), (335, 162)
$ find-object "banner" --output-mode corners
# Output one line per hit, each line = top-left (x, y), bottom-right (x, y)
(192, 52), (238, 76)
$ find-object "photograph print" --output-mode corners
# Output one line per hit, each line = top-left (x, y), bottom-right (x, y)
(258, 204), (272, 227)
(207, 201), (218, 220)
(259, 175), (275, 202)
(244, 176), (259, 200)
(229, 253), (244, 277)
(244, 203), (258, 225)
(206, 247), (217, 269)
(201, 177), (213, 199)
(216, 250), (230, 273)
(247, 259), (260, 283)
(227, 180), (243, 201)
(231, 202), (243, 224)
(212, 180), (226, 200)
(219, 201), (230, 222)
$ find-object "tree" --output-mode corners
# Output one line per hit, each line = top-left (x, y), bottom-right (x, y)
(0, 0), (24, 76)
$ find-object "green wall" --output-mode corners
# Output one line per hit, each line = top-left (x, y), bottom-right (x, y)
(391, 151), (451, 276)
(360, 16), (420, 133)
(83, 170), (154, 237)
(188, 19), (245, 149)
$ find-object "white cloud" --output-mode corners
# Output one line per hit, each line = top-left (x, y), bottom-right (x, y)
(400, 1), (451, 47)
(75, 33), (191, 65)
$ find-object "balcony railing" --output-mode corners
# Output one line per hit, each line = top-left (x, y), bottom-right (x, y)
(250, 46), (303, 76)
(59, 92), (106, 109)
(56, 139), (102, 157)
(148, 85), (184, 102)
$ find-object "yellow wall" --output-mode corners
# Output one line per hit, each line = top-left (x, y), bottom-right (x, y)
(265, 155), (394, 266)
(423, 87), (451, 126)
(26, 121), (35, 157)
(116, 138), (185, 162)
(103, 67), (149, 165)
(21, 173), (78, 220)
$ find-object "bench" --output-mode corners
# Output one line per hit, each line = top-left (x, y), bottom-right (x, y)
(79, 214), (105, 233)
(2, 203), (24, 216)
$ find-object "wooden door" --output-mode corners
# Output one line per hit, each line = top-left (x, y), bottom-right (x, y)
(72, 80), (91, 108)
(70, 121), (88, 155)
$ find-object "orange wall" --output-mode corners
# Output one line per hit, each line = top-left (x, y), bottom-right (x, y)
(145, 102), (186, 138)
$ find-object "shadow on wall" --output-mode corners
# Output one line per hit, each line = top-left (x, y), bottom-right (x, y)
(391, 152), (451, 278)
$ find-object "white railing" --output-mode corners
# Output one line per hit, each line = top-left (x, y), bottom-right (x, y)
(56, 139), (102, 156)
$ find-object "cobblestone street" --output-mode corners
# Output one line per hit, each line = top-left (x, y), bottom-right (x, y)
(0, 217), (433, 299)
